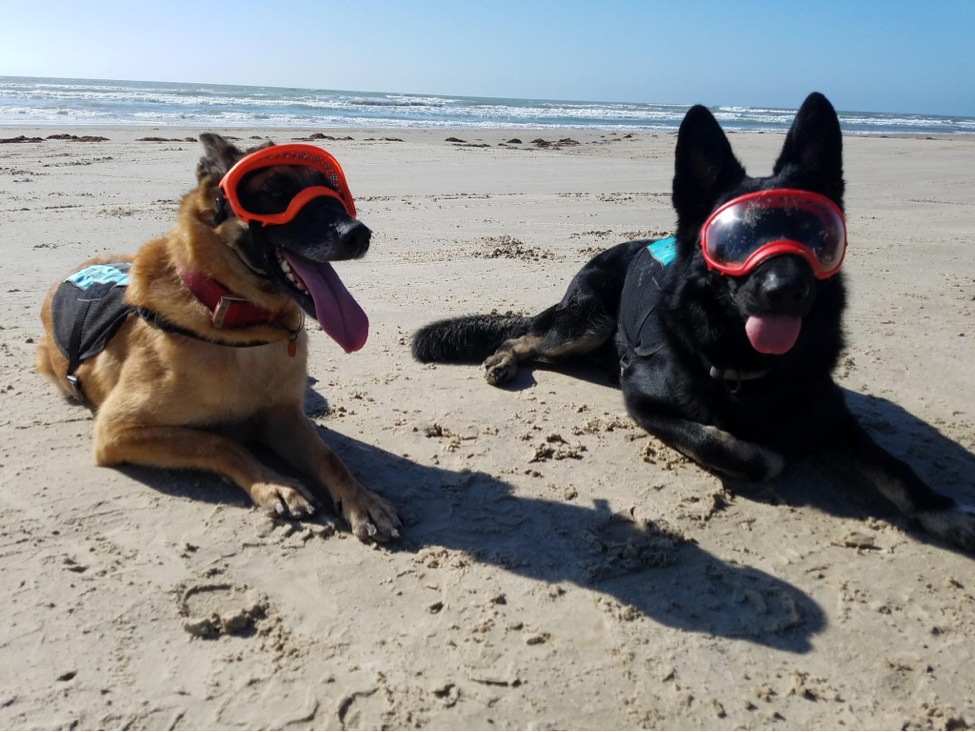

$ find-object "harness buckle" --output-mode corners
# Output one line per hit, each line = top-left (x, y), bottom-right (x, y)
(212, 295), (250, 329)
(66, 374), (86, 403)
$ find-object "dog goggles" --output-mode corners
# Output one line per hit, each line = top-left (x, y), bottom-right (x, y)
(217, 143), (356, 226)
(700, 189), (846, 279)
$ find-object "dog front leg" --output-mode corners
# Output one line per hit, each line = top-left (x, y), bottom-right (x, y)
(93, 421), (319, 518)
(622, 359), (785, 480)
(833, 415), (975, 551)
(633, 411), (785, 481)
(258, 407), (401, 542)
(621, 379), (781, 481)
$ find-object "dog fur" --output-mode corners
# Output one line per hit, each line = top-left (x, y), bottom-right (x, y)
(36, 133), (401, 542)
(412, 93), (975, 551)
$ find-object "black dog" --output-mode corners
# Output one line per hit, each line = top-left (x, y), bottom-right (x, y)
(412, 93), (975, 551)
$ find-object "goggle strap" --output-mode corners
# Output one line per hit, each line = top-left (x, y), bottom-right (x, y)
(213, 192), (229, 227)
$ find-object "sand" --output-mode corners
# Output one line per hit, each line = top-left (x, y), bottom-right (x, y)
(1, 126), (974, 730)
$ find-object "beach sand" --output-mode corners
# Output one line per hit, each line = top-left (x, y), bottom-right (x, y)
(1, 126), (974, 730)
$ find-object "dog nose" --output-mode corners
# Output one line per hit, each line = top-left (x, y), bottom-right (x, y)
(336, 219), (371, 258)
(758, 257), (814, 312)
(763, 274), (809, 305)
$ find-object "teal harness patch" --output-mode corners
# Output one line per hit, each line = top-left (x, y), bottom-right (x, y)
(65, 264), (130, 290)
(647, 237), (676, 267)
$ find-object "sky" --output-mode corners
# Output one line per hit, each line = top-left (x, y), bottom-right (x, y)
(1, 0), (973, 117)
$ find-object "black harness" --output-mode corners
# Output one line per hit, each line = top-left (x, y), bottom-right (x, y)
(52, 264), (134, 401)
(618, 238), (770, 392)
(51, 263), (281, 403)
(619, 239), (674, 360)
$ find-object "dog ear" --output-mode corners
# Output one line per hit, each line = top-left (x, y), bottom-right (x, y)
(196, 133), (245, 182)
(244, 139), (275, 154)
(672, 105), (746, 229)
(773, 92), (844, 206)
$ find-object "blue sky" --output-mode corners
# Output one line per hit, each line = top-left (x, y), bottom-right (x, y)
(1, 0), (973, 116)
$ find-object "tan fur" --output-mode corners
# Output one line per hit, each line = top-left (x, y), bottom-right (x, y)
(36, 170), (400, 542)
(482, 323), (612, 386)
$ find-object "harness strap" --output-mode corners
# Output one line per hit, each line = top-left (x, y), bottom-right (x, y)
(65, 305), (292, 404)
(64, 298), (93, 401)
(65, 299), (91, 377)
(213, 192), (229, 227)
(135, 307), (279, 348)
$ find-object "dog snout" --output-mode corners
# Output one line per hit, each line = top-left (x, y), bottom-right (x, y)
(335, 218), (371, 258)
(763, 273), (809, 306)
(757, 256), (814, 313)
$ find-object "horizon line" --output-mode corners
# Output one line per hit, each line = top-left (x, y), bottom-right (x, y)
(2, 73), (971, 121)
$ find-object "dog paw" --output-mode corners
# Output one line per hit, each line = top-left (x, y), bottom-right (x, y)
(483, 353), (517, 385)
(339, 486), (402, 543)
(250, 478), (318, 519)
(700, 425), (785, 481)
(917, 502), (975, 552)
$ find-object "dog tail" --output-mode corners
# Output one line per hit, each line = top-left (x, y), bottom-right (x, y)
(412, 314), (532, 363)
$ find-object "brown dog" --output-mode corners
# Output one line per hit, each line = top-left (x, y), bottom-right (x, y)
(35, 133), (401, 542)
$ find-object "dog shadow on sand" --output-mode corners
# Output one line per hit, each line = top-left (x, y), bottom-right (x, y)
(126, 379), (975, 654)
(724, 389), (975, 557)
(331, 437), (827, 654)
(502, 364), (975, 553)
(126, 380), (826, 654)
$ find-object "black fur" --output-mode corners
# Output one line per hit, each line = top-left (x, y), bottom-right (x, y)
(412, 93), (975, 551)
(412, 314), (532, 363)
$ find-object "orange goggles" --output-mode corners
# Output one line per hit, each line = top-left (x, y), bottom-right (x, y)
(217, 143), (356, 226)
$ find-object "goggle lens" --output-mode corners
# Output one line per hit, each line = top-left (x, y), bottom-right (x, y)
(701, 190), (846, 278)
(218, 144), (355, 226)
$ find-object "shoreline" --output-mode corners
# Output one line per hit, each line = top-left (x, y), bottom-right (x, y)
(2, 124), (974, 142)
(4, 75), (973, 137)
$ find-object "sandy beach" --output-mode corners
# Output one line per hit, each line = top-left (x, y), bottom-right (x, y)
(1, 126), (974, 730)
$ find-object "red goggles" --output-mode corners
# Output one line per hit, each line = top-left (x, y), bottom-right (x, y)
(700, 189), (846, 279)
(218, 143), (356, 226)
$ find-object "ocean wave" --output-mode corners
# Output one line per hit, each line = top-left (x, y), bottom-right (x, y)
(716, 105), (793, 115)
(1, 76), (972, 134)
(345, 97), (449, 108)
(838, 115), (967, 128)
(712, 111), (796, 124)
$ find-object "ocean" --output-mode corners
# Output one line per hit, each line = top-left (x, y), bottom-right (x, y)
(2, 76), (973, 135)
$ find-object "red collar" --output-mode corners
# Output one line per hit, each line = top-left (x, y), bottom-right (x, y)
(179, 269), (284, 329)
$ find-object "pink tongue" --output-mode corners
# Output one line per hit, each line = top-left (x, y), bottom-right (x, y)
(745, 315), (801, 355)
(281, 251), (369, 353)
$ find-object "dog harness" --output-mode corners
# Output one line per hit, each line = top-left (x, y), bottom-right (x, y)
(51, 264), (135, 400)
(51, 263), (298, 402)
(618, 238), (676, 359)
(618, 238), (770, 391)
